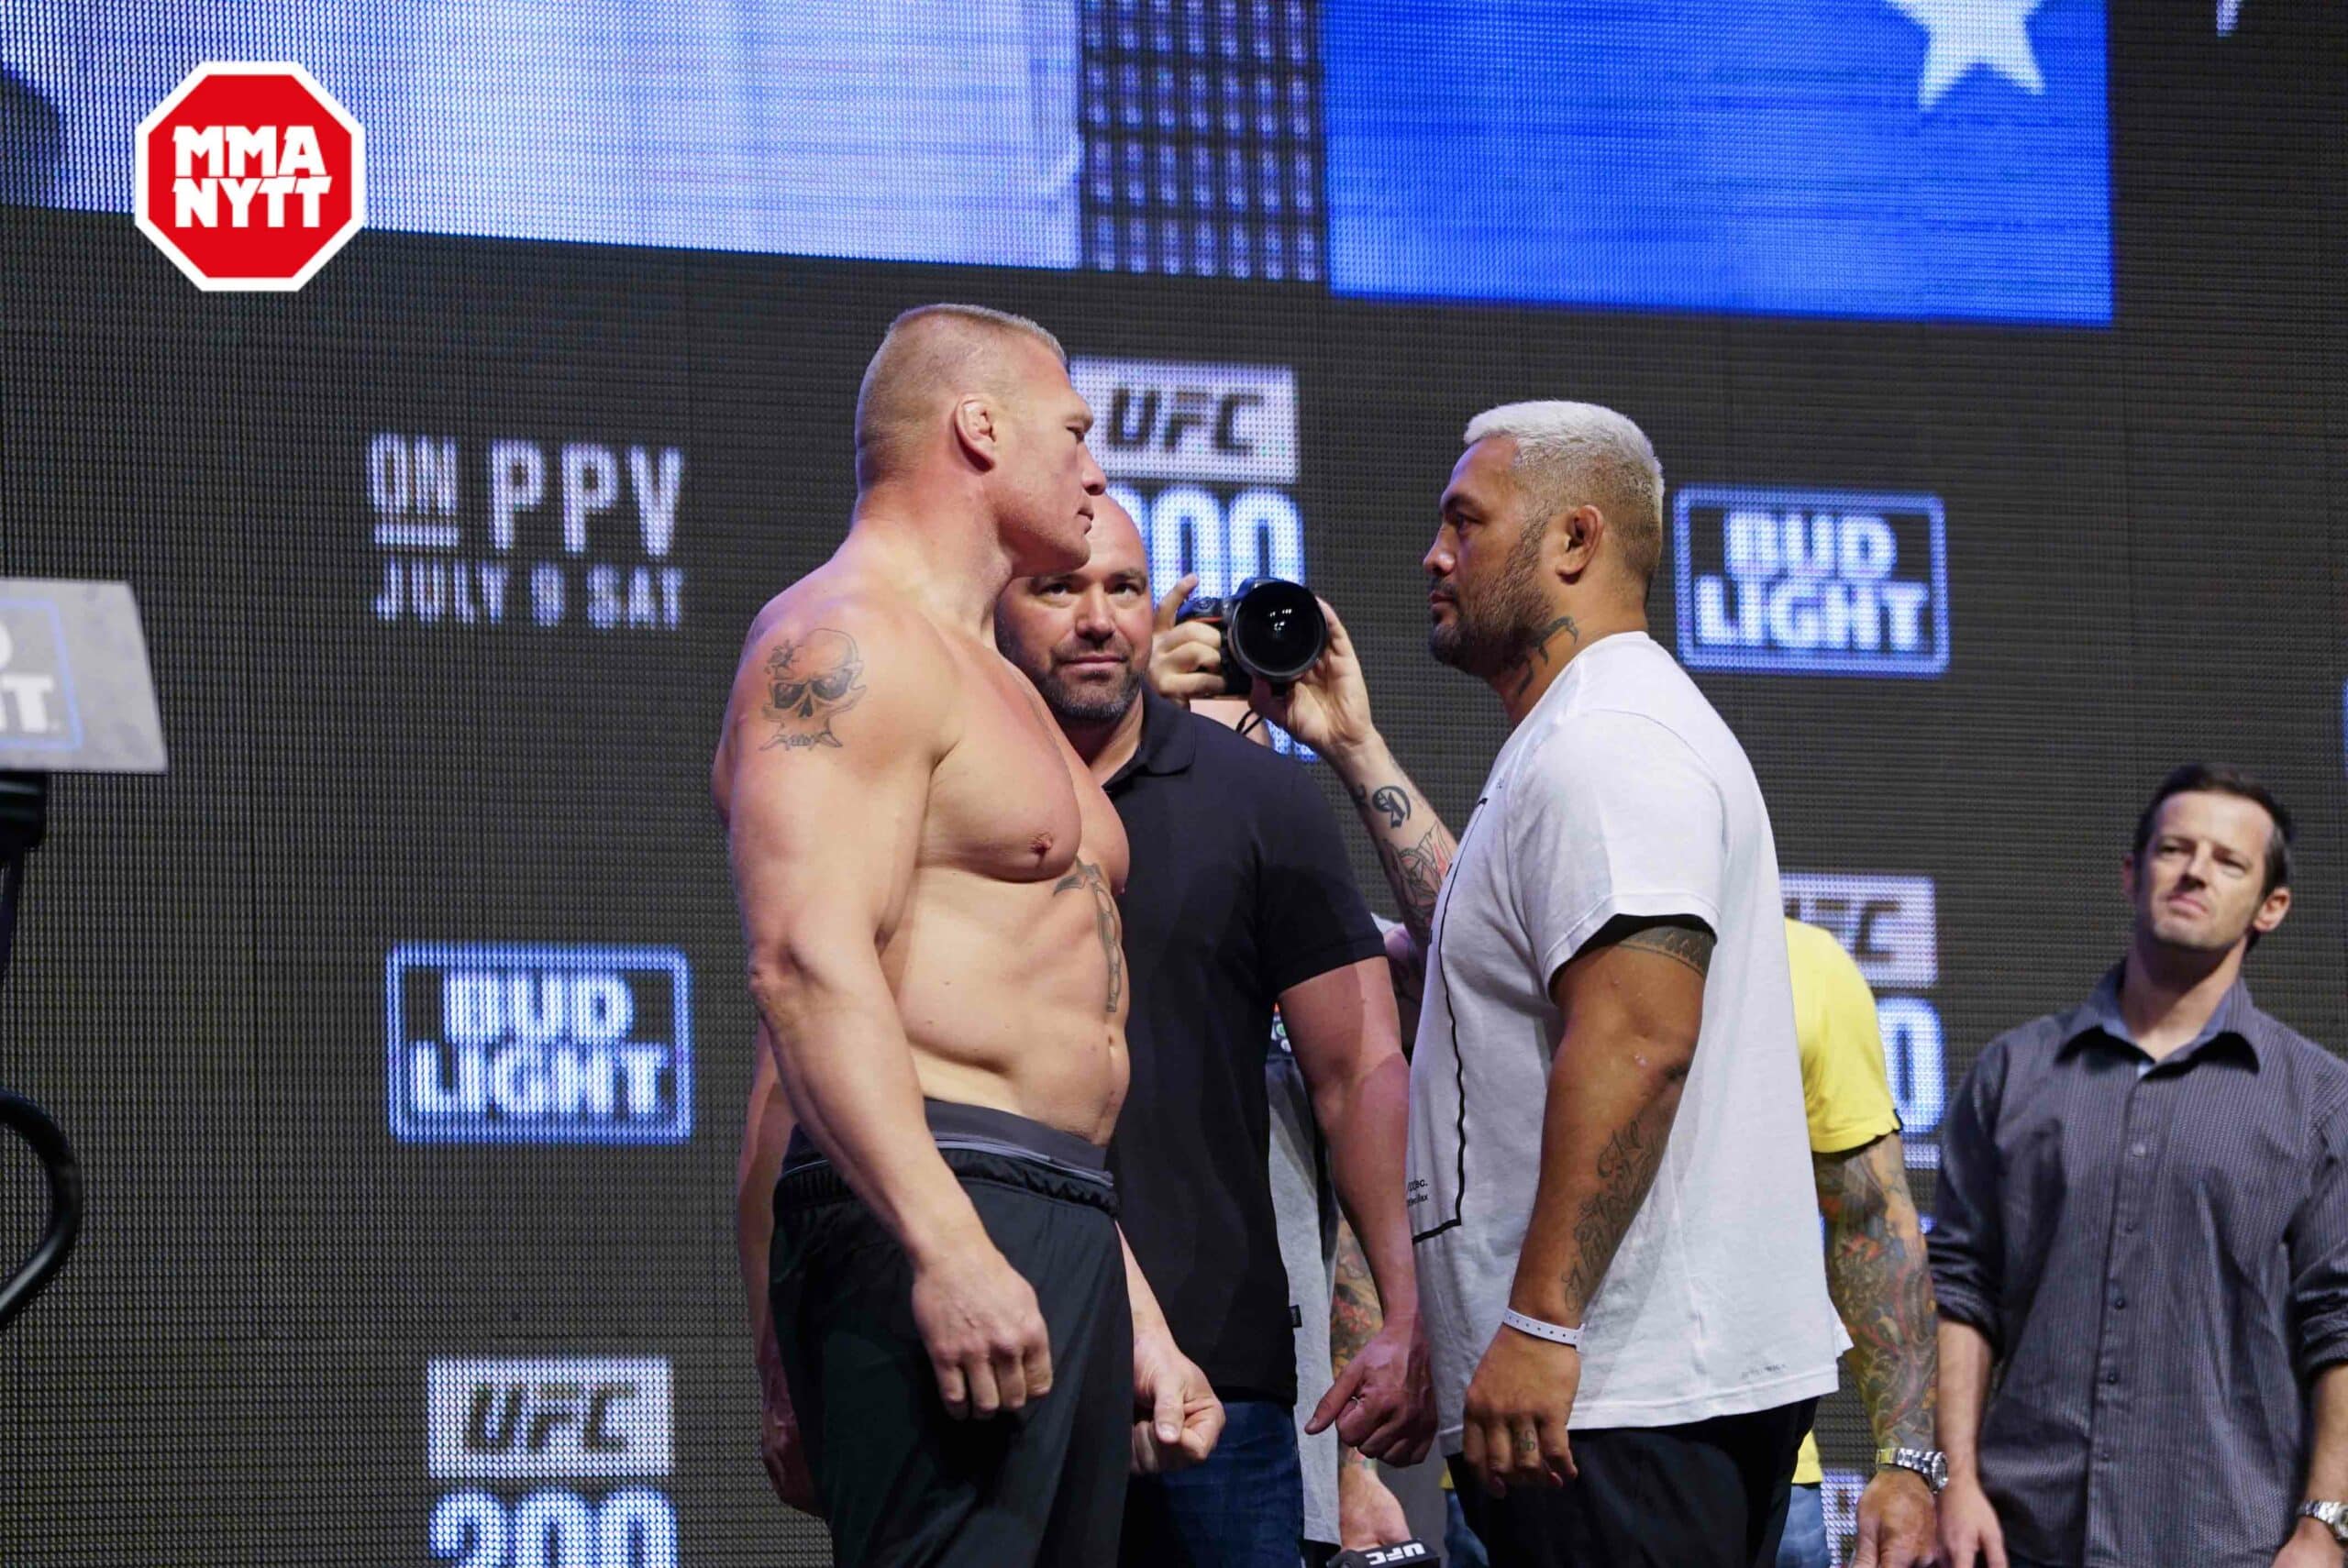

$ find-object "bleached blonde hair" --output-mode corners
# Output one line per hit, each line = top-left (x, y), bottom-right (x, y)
(1462, 401), (1665, 585)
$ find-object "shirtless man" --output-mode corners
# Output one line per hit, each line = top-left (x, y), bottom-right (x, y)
(714, 304), (1223, 1567)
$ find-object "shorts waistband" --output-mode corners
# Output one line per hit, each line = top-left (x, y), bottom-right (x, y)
(781, 1098), (1112, 1188)
(776, 1143), (1119, 1218)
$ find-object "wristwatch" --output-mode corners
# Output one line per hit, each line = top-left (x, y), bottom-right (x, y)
(2298, 1500), (2348, 1547)
(1876, 1446), (1949, 1493)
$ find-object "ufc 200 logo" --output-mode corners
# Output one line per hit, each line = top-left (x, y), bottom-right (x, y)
(1069, 360), (1296, 486)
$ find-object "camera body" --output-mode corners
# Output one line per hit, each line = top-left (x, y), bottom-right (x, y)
(1173, 577), (1327, 696)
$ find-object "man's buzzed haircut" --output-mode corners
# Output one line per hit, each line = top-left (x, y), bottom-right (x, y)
(856, 304), (1069, 488)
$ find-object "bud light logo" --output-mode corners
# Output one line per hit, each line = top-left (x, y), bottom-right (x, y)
(1674, 489), (1949, 678)
(387, 944), (691, 1144)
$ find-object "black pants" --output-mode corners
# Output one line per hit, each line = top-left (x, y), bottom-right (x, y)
(1449, 1397), (1816, 1568)
(770, 1148), (1132, 1568)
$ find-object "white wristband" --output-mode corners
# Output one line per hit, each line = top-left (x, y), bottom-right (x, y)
(1501, 1308), (1582, 1348)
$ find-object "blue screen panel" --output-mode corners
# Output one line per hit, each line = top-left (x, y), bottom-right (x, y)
(1323, 0), (2110, 323)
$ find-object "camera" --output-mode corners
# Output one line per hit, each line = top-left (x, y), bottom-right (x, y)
(1173, 577), (1328, 696)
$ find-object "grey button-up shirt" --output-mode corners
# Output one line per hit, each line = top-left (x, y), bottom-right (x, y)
(1932, 966), (2348, 1568)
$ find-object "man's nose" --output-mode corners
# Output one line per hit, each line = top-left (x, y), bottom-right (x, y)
(1423, 533), (1456, 577)
(1073, 589), (1118, 637)
(1080, 449), (1107, 495)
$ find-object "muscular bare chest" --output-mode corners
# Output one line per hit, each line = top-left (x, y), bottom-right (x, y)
(926, 653), (1127, 891)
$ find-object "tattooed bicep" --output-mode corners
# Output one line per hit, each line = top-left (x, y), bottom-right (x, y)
(1587, 913), (1716, 977)
(756, 626), (870, 753)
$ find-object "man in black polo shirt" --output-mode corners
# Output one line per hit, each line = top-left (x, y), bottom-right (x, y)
(993, 497), (1433, 1567)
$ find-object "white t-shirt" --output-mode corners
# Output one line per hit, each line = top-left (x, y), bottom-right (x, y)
(1405, 632), (1844, 1448)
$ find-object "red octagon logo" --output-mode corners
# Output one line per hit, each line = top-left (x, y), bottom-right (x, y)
(134, 61), (365, 292)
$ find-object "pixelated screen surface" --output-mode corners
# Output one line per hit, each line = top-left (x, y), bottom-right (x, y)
(2, 3), (2343, 1565)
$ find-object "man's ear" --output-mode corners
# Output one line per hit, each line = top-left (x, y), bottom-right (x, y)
(2121, 852), (2138, 903)
(952, 394), (1001, 471)
(2252, 883), (2292, 936)
(1554, 503), (1606, 580)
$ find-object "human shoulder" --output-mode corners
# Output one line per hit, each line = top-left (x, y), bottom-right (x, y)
(1967, 1002), (2088, 1091)
(1507, 704), (1721, 828)
(730, 573), (954, 759)
(2251, 1005), (2348, 1128)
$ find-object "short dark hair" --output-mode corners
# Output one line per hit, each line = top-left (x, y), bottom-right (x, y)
(2131, 763), (2294, 897)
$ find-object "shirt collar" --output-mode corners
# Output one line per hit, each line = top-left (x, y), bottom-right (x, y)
(1107, 687), (1199, 787)
(2060, 961), (2265, 1068)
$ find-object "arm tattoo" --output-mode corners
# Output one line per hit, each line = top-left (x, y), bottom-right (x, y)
(1611, 918), (1715, 977)
(1562, 1110), (1673, 1314)
(1054, 859), (1125, 1014)
(1504, 614), (1581, 701)
(1374, 827), (1449, 938)
(1330, 1221), (1382, 1374)
(1368, 785), (1412, 829)
(759, 629), (869, 751)
(1330, 1223), (1383, 1474)
(1813, 1135), (1938, 1452)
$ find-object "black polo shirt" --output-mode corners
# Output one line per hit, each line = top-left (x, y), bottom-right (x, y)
(1105, 689), (1385, 1404)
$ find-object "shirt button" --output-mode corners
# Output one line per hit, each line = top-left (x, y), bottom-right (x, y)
(2122, 1220), (2138, 1233)
(2130, 1142), (2149, 1157)
(2105, 1370), (2121, 1384)
(2112, 1293), (2127, 1309)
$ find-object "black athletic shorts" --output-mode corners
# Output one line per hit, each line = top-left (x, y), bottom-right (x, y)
(1448, 1397), (1817, 1568)
(770, 1101), (1131, 1568)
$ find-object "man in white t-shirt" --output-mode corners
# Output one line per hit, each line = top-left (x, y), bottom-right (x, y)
(1259, 402), (1846, 1567)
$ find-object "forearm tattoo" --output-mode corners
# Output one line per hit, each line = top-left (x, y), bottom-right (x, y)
(1814, 1135), (1938, 1452)
(1054, 858), (1125, 1014)
(1330, 1221), (1382, 1373)
(760, 629), (868, 751)
(1330, 1222), (1383, 1473)
(1562, 1110), (1673, 1315)
(1346, 777), (1451, 939)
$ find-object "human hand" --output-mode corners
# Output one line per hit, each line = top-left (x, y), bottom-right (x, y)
(1148, 574), (1228, 707)
(1853, 1467), (1941, 1567)
(2272, 1518), (2347, 1568)
(1248, 597), (1376, 760)
(1458, 1325), (1578, 1496)
(909, 1242), (1053, 1419)
(1131, 1329), (1224, 1474)
(1937, 1474), (2008, 1568)
(1337, 1457), (1413, 1548)
(1307, 1315), (1434, 1464)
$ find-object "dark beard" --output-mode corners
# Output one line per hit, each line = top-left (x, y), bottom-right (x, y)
(1035, 661), (1142, 726)
(1428, 574), (1552, 679)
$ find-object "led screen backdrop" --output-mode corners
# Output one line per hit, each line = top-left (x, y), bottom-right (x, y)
(2, 3), (2344, 1565)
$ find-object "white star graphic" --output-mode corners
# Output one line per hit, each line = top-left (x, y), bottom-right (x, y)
(1882, 0), (2049, 111)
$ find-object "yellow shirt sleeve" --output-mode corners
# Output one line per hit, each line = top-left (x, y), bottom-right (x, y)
(1785, 918), (1901, 1156)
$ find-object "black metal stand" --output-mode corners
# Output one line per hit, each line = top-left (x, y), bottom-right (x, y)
(0, 770), (81, 1333)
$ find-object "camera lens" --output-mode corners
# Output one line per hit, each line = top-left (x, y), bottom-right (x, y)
(1226, 578), (1327, 685)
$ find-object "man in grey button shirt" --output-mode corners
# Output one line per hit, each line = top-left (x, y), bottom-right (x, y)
(1933, 764), (2348, 1568)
